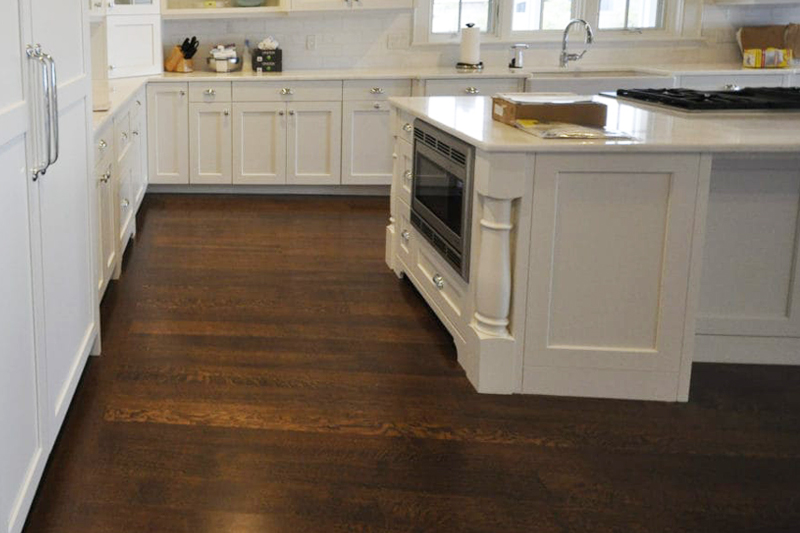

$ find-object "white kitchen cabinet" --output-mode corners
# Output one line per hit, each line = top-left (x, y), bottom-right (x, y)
(342, 100), (393, 185)
(108, 0), (159, 15)
(291, 0), (410, 10)
(132, 92), (148, 207)
(698, 156), (800, 339)
(106, 14), (162, 78)
(189, 102), (233, 184)
(94, 124), (117, 298)
(287, 101), (342, 185)
(422, 78), (523, 97)
(233, 102), (287, 185)
(523, 154), (702, 401)
(148, 82), (189, 184)
(677, 73), (786, 90)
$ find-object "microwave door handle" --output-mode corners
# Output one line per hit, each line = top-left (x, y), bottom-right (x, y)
(43, 53), (59, 166)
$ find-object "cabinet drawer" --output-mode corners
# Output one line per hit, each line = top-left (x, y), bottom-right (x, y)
(95, 127), (113, 169)
(189, 82), (232, 103)
(423, 78), (522, 97)
(343, 79), (412, 101)
(113, 110), (132, 162)
(394, 136), (412, 206)
(677, 74), (786, 90)
(395, 109), (415, 144)
(397, 202), (414, 267)
(233, 80), (343, 102)
(415, 240), (467, 325)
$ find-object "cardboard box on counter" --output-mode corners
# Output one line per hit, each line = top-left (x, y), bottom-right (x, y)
(491, 93), (608, 129)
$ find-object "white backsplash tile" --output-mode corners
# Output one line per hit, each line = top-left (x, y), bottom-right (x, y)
(163, 5), (800, 71)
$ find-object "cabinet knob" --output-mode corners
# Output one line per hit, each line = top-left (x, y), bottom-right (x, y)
(465, 86), (480, 94)
(288, 110), (295, 116)
(205, 88), (217, 96)
(223, 109), (229, 116)
(401, 230), (410, 242)
(100, 172), (110, 183)
(121, 198), (130, 208)
(278, 110), (285, 116)
(373, 103), (382, 109)
(98, 139), (107, 149)
(370, 87), (384, 94)
(432, 274), (444, 290)
(180, 90), (186, 96)
(121, 132), (128, 141)
(402, 122), (412, 132)
(108, 65), (116, 71)
(403, 170), (412, 180)
(280, 87), (294, 96)
(132, 130), (139, 136)
(136, 99), (142, 106)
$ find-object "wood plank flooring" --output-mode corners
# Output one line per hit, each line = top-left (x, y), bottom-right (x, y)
(23, 194), (800, 533)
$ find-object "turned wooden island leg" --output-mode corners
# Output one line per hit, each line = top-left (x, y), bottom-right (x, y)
(473, 196), (513, 337)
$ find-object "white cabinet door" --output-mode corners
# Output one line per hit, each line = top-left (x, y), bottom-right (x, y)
(342, 101), (393, 185)
(286, 101), (341, 185)
(698, 156), (800, 338)
(523, 154), (703, 401)
(189, 102), (233, 184)
(97, 162), (117, 297)
(107, 14), (162, 78)
(148, 83), (189, 184)
(107, 0), (159, 14)
(232, 102), (286, 185)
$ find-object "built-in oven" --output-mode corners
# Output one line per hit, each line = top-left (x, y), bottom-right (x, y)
(410, 120), (475, 281)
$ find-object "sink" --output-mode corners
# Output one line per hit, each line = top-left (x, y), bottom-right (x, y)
(530, 68), (670, 78)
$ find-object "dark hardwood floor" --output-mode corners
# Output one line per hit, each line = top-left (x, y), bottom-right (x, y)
(23, 194), (800, 533)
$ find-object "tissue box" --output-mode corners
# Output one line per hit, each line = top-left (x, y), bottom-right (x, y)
(253, 49), (282, 72)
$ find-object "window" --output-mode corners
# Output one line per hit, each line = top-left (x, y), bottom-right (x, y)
(416, 0), (694, 43)
(599, 0), (665, 30)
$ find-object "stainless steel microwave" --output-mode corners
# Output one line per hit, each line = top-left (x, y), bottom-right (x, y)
(410, 120), (475, 281)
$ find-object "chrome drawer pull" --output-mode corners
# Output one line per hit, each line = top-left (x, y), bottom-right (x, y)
(465, 86), (480, 94)
(374, 103), (382, 109)
(280, 87), (294, 96)
(204, 88), (217, 96)
(121, 198), (130, 208)
(402, 122), (412, 132)
(401, 230), (410, 241)
(370, 87), (384, 94)
(433, 274), (444, 290)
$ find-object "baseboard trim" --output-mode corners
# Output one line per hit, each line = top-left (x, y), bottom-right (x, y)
(694, 334), (800, 365)
(147, 184), (391, 196)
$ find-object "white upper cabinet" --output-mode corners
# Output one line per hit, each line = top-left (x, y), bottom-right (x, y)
(108, 0), (159, 14)
(107, 14), (163, 78)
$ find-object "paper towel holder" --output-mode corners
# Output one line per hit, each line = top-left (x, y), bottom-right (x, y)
(456, 23), (484, 72)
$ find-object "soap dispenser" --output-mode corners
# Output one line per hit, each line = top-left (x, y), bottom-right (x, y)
(509, 43), (529, 69)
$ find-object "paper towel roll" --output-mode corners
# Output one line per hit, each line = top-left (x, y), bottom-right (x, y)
(460, 24), (481, 65)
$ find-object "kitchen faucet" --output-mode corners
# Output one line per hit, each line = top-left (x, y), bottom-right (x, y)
(559, 19), (594, 68)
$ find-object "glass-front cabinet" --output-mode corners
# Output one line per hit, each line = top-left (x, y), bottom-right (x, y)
(107, 0), (160, 14)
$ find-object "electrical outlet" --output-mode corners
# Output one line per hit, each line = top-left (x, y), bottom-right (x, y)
(387, 33), (409, 50)
(306, 35), (317, 51)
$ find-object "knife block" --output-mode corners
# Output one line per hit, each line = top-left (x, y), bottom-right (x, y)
(164, 46), (194, 73)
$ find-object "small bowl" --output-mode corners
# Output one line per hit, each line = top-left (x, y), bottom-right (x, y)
(207, 56), (242, 73)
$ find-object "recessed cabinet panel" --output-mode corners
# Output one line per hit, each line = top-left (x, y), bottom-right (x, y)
(287, 101), (341, 185)
(233, 102), (286, 185)
(523, 154), (701, 400)
(148, 83), (189, 184)
(189, 103), (233, 184)
(698, 157), (800, 337)
(0, 138), (42, 533)
(342, 101), (392, 185)
(107, 15), (163, 78)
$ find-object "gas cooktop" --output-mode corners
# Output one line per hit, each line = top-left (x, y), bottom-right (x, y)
(614, 87), (800, 111)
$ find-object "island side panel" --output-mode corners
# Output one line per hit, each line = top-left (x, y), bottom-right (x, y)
(695, 154), (800, 365)
(522, 153), (705, 402)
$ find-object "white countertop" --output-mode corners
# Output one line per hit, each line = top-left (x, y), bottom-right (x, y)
(388, 95), (800, 153)
(92, 76), (150, 134)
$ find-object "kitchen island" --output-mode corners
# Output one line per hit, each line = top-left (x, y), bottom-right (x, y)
(386, 95), (800, 401)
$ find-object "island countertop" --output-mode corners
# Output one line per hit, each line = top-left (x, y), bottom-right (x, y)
(388, 95), (800, 153)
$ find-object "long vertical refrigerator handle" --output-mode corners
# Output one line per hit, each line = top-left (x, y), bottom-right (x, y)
(26, 44), (52, 181)
(43, 53), (59, 166)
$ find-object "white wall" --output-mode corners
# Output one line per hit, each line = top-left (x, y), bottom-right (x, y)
(162, 3), (800, 70)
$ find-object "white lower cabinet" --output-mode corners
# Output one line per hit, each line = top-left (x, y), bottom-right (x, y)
(97, 160), (116, 296)
(233, 102), (287, 185)
(132, 95), (148, 206)
(287, 101), (342, 185)
(342, 100), (393, 185)
(190, 103), (233, 184)
(148, 82), (189, 184)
